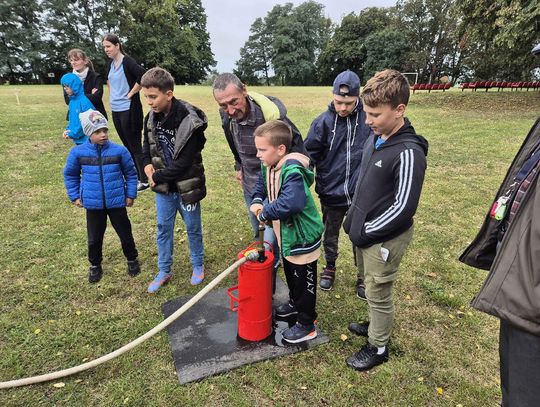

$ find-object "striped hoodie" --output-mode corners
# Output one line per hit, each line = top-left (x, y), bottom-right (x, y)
(343, 119), (428, 248)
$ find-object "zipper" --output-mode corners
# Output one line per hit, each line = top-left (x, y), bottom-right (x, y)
(344, 116), (352, 206)
(98, 145), (107, 209)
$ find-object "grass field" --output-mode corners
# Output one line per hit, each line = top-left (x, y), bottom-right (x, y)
(0, 85), (538, 407)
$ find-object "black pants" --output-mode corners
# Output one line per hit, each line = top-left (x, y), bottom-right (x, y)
(283, 258), (317, 326)
(321, 204), (348, 264)
(86, 208), (138, 266)
(500, 319), (540, 407)
(112, 110), (147, 182)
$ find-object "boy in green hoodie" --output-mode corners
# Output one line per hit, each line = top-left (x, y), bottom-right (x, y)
(250, 120), (323, 343)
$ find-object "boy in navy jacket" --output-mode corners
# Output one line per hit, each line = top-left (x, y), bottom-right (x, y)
(250, 120), (324, 343)
(64, 110), (140, 283)
(305, 70), (372, 294)
(343, 70), (428, 371)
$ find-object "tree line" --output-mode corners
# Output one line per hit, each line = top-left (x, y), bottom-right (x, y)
(0, 0), (215, 84)
(1, 0), (538, 85)
(234, 0), (540, 86)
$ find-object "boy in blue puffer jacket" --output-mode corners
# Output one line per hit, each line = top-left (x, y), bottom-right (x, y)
(64, 110), (140, 283)
(61, 72), (95, 145)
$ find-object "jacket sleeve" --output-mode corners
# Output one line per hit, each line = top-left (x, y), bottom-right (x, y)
(125, 56), (145, 85)
(152, 131), (204, 184)
(259, 172), (307, 222)
(360, 147), (426, 242)
(121, 147), (138, 199)
(220, 111), (242, 171)
(304, 117), (326, 164)
(63, 149), (81, 201)
(250, 172), (267, 205)
(85, 73), (104, 107)
(142, 115), (152, 167)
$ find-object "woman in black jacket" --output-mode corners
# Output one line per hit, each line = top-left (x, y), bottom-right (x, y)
(102, 33), (148, 190)
(63, 48), (107, 119)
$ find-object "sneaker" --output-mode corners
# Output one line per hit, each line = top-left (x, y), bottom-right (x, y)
(190, 265), (204, 285)
(282, 322), (317, 343)
(356, 278), (367, 300)
(275, 301), (298, 318)
(137, 182), (149, 191)
(148, 272), (172, 293)
(127, 259), (140, 277)
(88, 265), (103, 283)
(346, 343), (389, 371)
(348, 321), (369, 337)
(319, 266), (336, 291)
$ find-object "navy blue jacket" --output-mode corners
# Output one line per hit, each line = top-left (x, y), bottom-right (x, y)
(64, 140), (138, 210)
(305, 101), (372, 207)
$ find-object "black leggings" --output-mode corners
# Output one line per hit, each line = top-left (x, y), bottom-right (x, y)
(112, 110), (147, 182)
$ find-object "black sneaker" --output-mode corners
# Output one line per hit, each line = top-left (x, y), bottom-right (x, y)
(346, 343), (389, 371)
(275, 301), (298, 318)
(348, 321), (369, 337)
(127, 259), (140, 277)
(356, 278), (367, 300)
(319, 266), (336, 291)
(282, 322), (317, 343)
(88, 265), (103, 283)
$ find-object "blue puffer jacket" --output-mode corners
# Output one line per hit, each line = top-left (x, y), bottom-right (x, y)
(61, 73), (95, 145)
(64, 140), (138, 210)
(305, 101), (372, 207)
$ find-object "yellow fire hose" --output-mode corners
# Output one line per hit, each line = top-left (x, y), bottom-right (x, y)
(0, 251), (259, 389)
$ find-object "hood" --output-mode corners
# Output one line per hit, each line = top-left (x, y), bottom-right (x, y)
(61, 73), (84, 97)
(381, 118), (429, 156)
(277, 152), (314, 185)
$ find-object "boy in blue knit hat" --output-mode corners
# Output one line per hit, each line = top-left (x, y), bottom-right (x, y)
(64, 110), (140, 283)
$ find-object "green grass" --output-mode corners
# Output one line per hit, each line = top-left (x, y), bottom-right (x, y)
(0, 84), (538, 406)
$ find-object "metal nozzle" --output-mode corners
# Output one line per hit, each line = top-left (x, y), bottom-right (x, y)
(258, 222), (267, 262)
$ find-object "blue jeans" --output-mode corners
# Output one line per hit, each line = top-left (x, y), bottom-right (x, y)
(243, 189), (279, 268)
(155, 192), (204, 274)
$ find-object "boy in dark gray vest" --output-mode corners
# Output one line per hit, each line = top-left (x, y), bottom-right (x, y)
(141, 67), (207, 293)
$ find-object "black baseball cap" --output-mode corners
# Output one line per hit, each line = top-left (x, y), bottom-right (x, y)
(333, 70), (360, 97)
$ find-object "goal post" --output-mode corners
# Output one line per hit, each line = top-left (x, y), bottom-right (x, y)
(402, 72), (419, 85)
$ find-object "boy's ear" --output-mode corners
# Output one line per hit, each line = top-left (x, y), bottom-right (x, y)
(277, 144), (287, 156)
(395, 103), (406, 118)
(166, 90), (174, 100)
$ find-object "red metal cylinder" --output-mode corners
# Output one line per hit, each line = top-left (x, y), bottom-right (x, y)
(227, 244), (274, 341)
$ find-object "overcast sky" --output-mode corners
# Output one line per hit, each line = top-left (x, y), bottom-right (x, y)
(200, 0), (397, 73)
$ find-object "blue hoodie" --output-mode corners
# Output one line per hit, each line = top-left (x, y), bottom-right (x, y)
(61, 73), (95, 145)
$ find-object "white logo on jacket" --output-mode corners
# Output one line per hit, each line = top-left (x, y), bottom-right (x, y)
(375, 160), (382, 168)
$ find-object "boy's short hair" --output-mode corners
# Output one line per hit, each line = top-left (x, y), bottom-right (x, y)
(361, 69), (410, 108)
(140, 67), (175, 93)
(254, 120), (292, 152)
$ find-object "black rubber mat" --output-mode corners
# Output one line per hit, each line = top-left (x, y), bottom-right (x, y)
(162, 277), (330, 384)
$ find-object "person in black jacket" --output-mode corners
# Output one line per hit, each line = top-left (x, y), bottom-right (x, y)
(343, 69), (428, 372)
(305, 70), (372, 294)
(63, 48), (107, 119)
(103, 33), (148, 191)
(141, 67), (207, 293)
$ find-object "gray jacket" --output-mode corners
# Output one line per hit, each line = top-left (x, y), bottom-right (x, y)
(460, 117), (540, 335)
